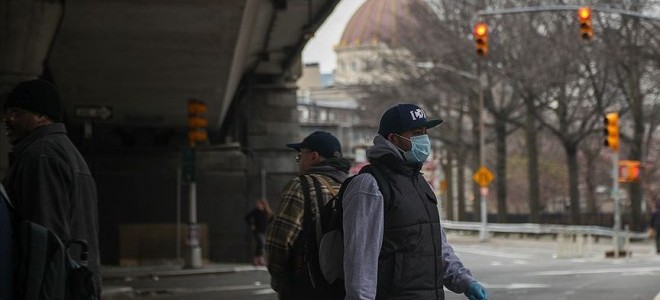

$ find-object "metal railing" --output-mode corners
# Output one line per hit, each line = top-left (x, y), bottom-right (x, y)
(442, 221), (649, 240)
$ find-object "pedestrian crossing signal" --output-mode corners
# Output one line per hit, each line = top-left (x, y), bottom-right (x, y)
(619, 160), (641, 183)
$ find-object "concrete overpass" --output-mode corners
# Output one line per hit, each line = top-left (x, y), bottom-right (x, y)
(1, 0), (340, 264)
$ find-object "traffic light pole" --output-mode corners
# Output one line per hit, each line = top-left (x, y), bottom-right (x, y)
(184, 99), (206, 268)
(612, 151), (622, 255)
(184, 146), (203, 269)
(477, 61), (489, 242)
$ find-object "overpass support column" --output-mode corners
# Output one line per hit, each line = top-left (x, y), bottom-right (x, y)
(241, 84), (300, 205)
(0, 0), (64, 178)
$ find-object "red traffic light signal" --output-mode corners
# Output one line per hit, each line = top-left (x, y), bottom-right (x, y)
(473, 22), (489, 57)
(578, 6), (593, 40)
(603, 112), (619, 152)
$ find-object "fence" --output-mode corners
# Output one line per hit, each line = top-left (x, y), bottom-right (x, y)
(442, 221), (648, 240)
(443, 221), (646, 258)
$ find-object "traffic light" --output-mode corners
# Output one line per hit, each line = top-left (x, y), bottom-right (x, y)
(603, 112), (619, 151)
(619, 160), (641, 183)
(578, 6), (593, 40)
(473, 22), (488, 57)
(187, 99), (208, 147)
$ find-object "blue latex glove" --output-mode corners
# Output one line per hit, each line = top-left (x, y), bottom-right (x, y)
(465, 281), (488, 300)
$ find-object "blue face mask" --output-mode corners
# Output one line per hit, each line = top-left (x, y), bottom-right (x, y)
(397, 134), (431, 163)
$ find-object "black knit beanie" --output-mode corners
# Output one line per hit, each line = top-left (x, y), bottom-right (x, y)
(3, 79), (63, 122)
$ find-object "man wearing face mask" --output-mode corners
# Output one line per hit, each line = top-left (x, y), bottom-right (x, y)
(342, 104), (488, 300)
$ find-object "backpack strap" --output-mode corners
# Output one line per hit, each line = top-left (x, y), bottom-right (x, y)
(299, 175), (326, 288)
(299, 175), (314, 235)
(309, 176), (327, 245)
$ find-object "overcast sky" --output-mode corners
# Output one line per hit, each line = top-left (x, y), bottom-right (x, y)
(302, 0), (367, 74)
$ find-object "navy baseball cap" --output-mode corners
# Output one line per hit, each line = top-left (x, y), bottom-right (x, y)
(378, 104), (443, 137)
(286, 131), (342, 158)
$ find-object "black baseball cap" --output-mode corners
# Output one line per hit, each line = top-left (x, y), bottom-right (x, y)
(286, 131), (342, 159)
(378, 104), (443, 137)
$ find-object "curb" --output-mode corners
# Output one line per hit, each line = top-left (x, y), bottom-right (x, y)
(102, 286), (134, 299)
(104, 265), (266, 280)
(102, 264), (266, 298)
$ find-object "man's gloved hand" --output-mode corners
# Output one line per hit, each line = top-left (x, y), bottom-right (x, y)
(465, 281), (488, 300)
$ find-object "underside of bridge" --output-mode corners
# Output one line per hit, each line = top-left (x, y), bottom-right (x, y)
(1, 0), (340, 264)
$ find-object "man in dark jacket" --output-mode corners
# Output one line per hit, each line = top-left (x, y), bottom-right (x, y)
(265, 131), (351, 299)
(2, 79), (101, 293)
(342, 104), (488, 300)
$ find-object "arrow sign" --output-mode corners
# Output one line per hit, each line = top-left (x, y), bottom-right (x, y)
(473, 166), (494, 187)
(75, 105), (113, 121)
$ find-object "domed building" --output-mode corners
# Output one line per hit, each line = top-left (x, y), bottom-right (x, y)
(335, 0), (427, 85)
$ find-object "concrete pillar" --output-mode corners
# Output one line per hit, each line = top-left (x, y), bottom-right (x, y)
(241, 84), (299, 205)
(0, 0), (64, 177)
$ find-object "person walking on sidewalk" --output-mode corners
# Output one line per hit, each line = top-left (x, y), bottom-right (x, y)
(2, 79), (101, 294)
(650, 201), (660, 254)
(265, 131), (350, 300)
(245, 199), (272, 266)
(341, 104), (488, 300)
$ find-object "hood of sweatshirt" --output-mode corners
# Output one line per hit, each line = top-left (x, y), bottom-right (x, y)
(366, 135), (422, 175)
(307, 157), (351, 183)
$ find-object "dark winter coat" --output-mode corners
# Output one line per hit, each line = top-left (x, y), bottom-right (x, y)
(3, 123), (100, 288)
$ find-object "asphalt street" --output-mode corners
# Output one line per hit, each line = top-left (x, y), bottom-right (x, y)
(103, 233), (660, 300)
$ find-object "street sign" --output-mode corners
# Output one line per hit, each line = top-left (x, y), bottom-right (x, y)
(75, 105), (113, 120)
(473, 166), (494, 187)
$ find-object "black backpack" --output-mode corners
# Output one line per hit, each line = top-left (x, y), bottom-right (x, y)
(0, 184), (98, 300)
(298, 164), (391, 298)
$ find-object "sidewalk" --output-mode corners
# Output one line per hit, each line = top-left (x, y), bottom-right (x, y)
(102, 263), (265, 298)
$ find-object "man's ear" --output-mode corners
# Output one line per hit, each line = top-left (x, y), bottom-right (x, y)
(387, 133), (396, 144)
(310, 151), (321, 162)
(36, 114), (53, 126)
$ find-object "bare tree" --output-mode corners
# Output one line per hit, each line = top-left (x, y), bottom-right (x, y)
(345, 0), (660, 228)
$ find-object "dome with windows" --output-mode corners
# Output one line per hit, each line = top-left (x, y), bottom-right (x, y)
(338, 0), (422, 49)
(334, 0), (427, 85)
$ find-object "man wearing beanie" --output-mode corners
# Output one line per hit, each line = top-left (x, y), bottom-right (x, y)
(266, 131), (351, 299)
(2, 79), (101, 297)
(341, 104), (488, 300)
